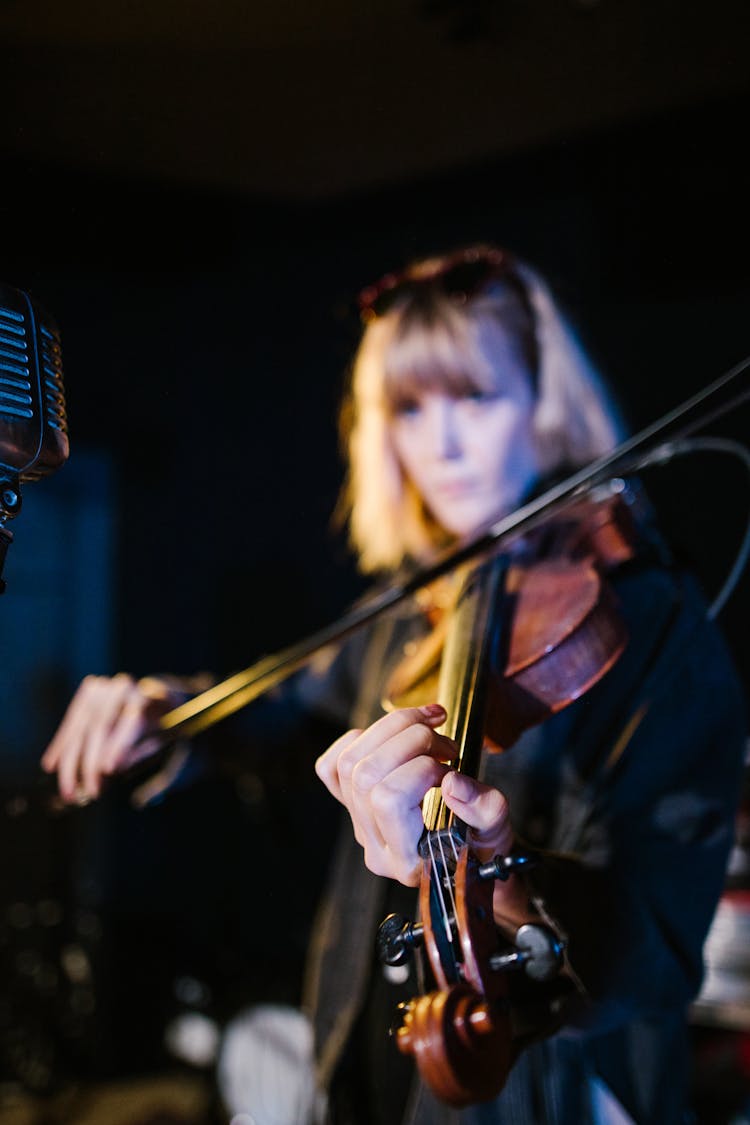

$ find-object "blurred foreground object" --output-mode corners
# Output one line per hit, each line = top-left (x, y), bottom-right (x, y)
(218, 1004), (322, 1125)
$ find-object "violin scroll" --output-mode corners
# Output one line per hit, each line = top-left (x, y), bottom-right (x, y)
(378, 846), (565, 1106)
(393, 985), (512, 1108)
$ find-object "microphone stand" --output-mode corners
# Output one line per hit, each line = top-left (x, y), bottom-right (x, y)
(158, 353), (750, 741)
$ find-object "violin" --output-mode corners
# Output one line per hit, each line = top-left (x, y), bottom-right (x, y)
(375, 490), (636, 1106)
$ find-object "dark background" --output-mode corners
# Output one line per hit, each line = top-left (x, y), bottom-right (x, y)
(4, 99), (750, 680)
(0, 0), (749, 1113)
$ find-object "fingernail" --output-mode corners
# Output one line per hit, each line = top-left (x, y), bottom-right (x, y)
(419, 703), (445, 720)
(443, 772), (472, 801)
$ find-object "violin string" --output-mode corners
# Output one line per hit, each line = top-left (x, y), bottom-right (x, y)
(439, 826), (461, 949)
(427, 704), (468, 951)
(426, 830), (454, 945)
(424, 559), (496, 967)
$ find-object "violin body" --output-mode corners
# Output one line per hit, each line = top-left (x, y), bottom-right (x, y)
(385, 492), (634, 743)
(485, 555), (627, 748)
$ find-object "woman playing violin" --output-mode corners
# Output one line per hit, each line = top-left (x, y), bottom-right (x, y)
(42, 246), (746, 1124)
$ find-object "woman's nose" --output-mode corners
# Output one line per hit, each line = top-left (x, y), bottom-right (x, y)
(432, 399), (462, 459)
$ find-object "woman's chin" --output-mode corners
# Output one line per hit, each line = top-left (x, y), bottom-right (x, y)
(435, 503), (504, 541)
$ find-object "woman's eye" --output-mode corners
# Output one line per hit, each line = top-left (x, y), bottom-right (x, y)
(393, 398), (422, 417)
(462, 388), (498, 405)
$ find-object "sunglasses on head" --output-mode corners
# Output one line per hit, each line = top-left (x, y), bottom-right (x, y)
(357, 245), (516, 323)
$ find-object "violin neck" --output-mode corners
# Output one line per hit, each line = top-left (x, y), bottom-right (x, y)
(421, 554), (510, 836)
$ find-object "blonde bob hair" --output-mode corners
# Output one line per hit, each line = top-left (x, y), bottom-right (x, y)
(340, 250), (624, 574)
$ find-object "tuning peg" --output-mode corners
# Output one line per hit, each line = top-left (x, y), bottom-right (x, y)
(489, 923), (564, 982)
(377, 913), (424, 966)
(477, 852), (537, 882)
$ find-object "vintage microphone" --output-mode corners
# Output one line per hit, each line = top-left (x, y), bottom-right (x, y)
(0, 283), (69, 593)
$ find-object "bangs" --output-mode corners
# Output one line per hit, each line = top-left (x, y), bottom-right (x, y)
(381, 298), (502, 411)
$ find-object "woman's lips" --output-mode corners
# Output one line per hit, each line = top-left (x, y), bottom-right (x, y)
(433, 479), (478, 498)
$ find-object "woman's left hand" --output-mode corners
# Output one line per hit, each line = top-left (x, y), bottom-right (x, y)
(315, 703), (514, 889)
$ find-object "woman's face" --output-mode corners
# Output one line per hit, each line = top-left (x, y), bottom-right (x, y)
(388, 332), (540, 539)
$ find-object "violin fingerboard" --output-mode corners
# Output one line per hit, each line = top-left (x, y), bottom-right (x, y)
(421, 554), (510, 834)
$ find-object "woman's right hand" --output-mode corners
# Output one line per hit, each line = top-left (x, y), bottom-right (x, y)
(41, 673), (182, 804)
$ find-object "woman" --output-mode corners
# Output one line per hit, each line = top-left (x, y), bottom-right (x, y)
(43, 246), (746, 1123)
